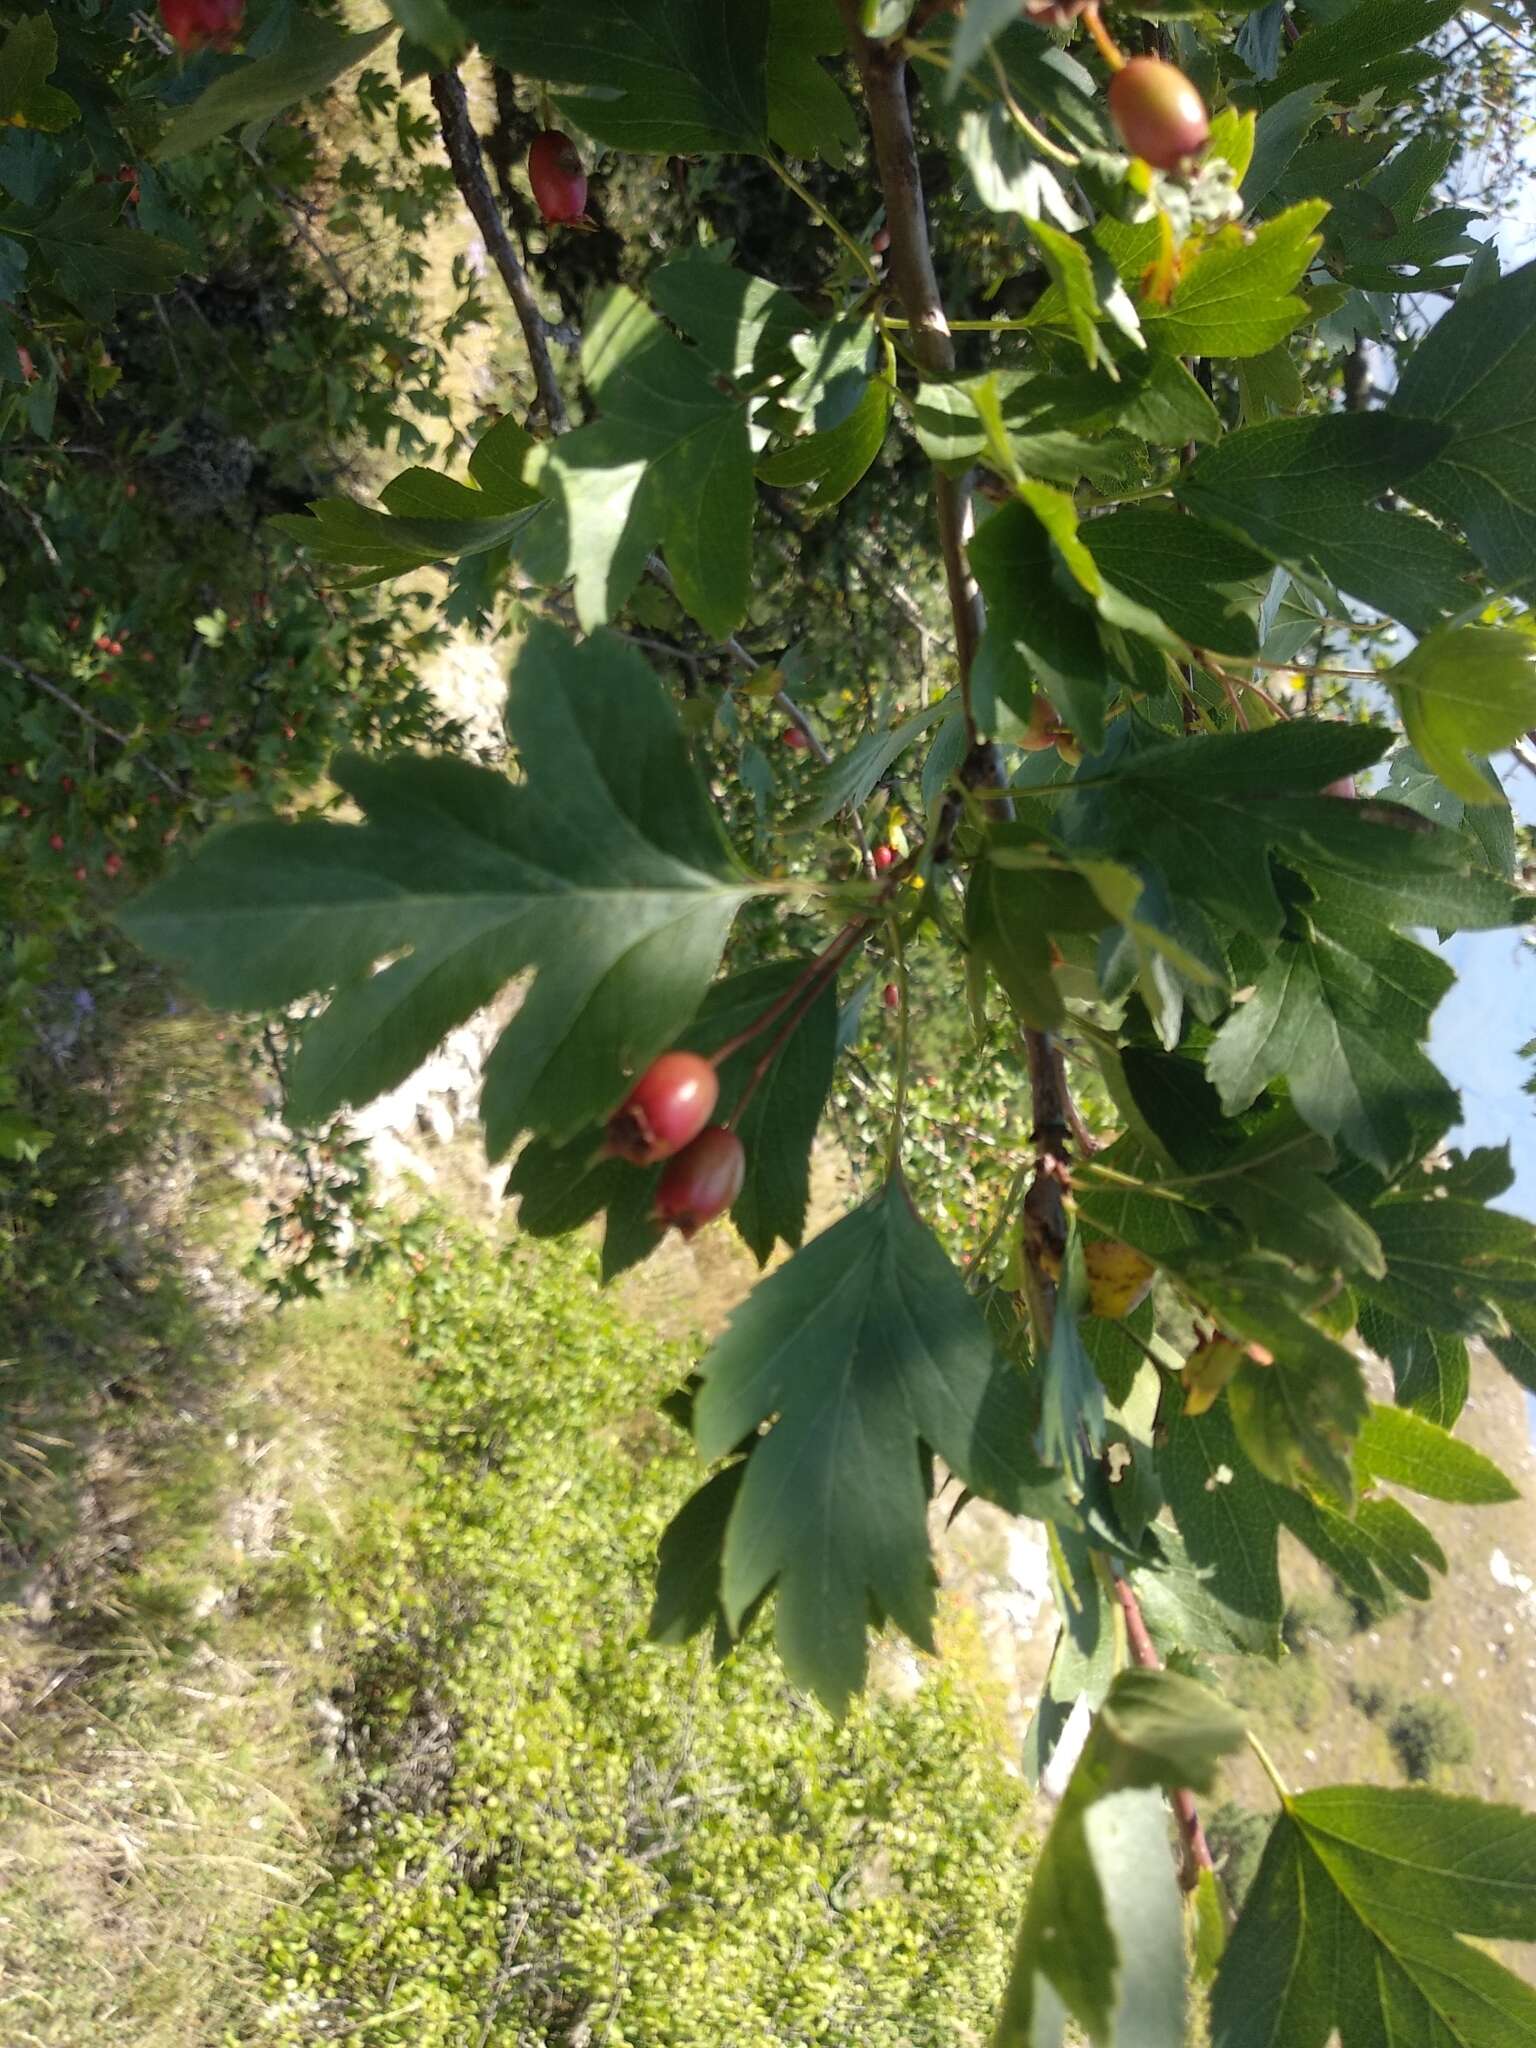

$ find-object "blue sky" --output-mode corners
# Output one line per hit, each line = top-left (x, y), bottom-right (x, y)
(1427, 115), (1536, 1218)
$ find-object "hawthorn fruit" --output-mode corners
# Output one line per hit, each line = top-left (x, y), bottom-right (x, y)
(653, 1126), (746, 1239)
(528, 131), (588, 226)
(1107, 57), (1210, 172)
(883, 982), (900, 1011)
(606, 1050), (719, 1165)
(782, 726), (810, 752)
(873, 845), (896, 873)
(160, 0), (245, 50)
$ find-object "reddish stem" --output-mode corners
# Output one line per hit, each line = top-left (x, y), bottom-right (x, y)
(709, 921), (868, 1070)
(725, 927), (866, 1130)
(1111, 1572), (1217, 1892)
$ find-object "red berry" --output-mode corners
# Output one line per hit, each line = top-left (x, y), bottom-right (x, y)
(16, 803), (31, 819)
(74, 864), (88, 882)
(124, 482), (138, 499)
(59, 776), (74, 793)
(49, 833), (64, 852)
(1107, 57), (1210, 172)
(872, 225), (891, 254)
(873, 845), (896, 873)
(103, 851), (123, 878)
(652, 1127), (746, 1239)
(883, 982), (900, 1011)
(606, 1050), (719, 1165)
(95, 635), (113, 653)
(528, 131), (588, 226)
(782, 727), (810, 752)
(159, 0), (244, 50)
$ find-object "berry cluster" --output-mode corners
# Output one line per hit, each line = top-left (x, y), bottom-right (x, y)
(605, 1052), (744, 1239)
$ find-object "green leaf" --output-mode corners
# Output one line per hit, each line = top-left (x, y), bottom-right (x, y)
(1039, 1227), (1108, 1488)
(999, 1670), (1243, 2047)
(1358, 1188), (1536, 1340)
(1082, 506), (1268, 658)
(27, 186), (187, 322)
(0, 16), (77, 132)
(692, 1182), (1066, 1713)
(957, 105), (1085, 231)
(765, 0), (861, 165)
(157, 23), (394, 161)
(1146, 203), (1327, 358)
(1212, 1786), (1536, 2048)
(1062, 721), (1394, 940)
(464, 0), (770, 154)
(757, 375), (892, 510)
(1357, 1302), (1469, 1426)
(273, 414), (543, 580)
(969, 499), (1111, 746)
(946, 0), (1027, 96)
(121, 622), (754, 1151)
(1130, 1523), (1281, 1660)
(1387, 625), (1536, 806)
(1027, 216), (1143, 372)
(786, 698), (948, 831)
(1206, 876), (1459, 1173)
(1387, 745), (1516, 876)
(1271, 0), (1461, 97)
(1174, 1253), (1369, 1501)
(1354, 1403), (1518, 1506)
(1391, 257), (1536, 592)
(384, 0), (467, 62)
(1158, 1398), (1283, 1639)
(967, 859), (1103, 1030)
(648, 249), (806, 384)
(779, 315), (878, 433)
(1217, 1159), (1385, 1280)
(1176, 413), (1473, 635)
(648, 1462), (747, 1646)
(531, 287), (754, 638)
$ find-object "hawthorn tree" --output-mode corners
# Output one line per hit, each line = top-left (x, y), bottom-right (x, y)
(13, 0), (1536, 2039)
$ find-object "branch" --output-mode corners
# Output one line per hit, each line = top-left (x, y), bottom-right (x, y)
(429, 67), (569, 434)
(0, 654), (185, 797)
(1110, 1571), (1218, 1894)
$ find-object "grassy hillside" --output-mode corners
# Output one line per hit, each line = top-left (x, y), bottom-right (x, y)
(0, 1005), (1029, 2047)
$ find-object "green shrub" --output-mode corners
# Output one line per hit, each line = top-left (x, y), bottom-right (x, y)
(250, 1222), (1030, 2046)
(1386, 1698), (1475, 1785)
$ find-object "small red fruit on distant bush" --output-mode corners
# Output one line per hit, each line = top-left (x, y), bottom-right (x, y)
(873, 844), (896, 873)
(653, 1127), (746, 1239)
(160, 0), (245, 50)
(606, 1050), (719, 1165)
(103, 851), (123, 878)
(49, 833), (64, 852)
(528, 131), (588, 225)
(1107, 56), (1210, 172)
(782, 726), (810, 751)
(883, 982), (900, 1011)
